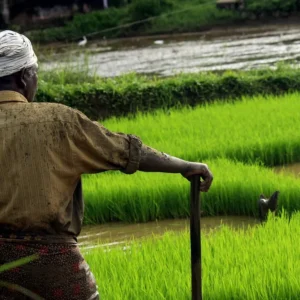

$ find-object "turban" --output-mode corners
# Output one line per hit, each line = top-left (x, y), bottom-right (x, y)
(0, 30), (38, 78)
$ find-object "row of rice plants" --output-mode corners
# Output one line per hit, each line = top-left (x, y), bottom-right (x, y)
(102, 92), (300, 166)
(83, 158), (300, 224)
(84, 212), (300, 300)
(82, 93), (300, 223)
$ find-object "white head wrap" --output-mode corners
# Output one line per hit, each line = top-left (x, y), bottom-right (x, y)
(0, 30), (38, 78)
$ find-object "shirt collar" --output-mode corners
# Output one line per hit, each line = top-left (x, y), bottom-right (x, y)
(0, 91), (28, 104)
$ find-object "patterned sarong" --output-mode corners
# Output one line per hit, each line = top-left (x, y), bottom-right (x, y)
(0, 240), (99, 300)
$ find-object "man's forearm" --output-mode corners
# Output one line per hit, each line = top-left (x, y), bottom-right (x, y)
(138, 145), (190, 174)
(133, 143), (213, 192)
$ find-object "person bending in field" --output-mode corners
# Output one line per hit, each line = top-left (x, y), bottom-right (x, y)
(0, 30), (213, 300)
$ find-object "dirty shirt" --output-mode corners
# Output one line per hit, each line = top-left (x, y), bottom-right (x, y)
(0, 91), (142, 241)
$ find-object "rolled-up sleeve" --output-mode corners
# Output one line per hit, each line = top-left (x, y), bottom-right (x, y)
(71, 110), (142, 175)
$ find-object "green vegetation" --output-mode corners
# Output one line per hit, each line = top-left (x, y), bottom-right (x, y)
(83, 159), (300, 224)
(82, 93), (300, 224)
(103, 93), (300, 166)
(0, 255), (39, 273)
(37, 66), (300, 120)
(84, 212), (300, 299)
(0, 255), (42, 300)
(25, 7), (127, 43)
(129, 0), (174, 22)
(246, 0), (299, 16)
(23, 0), (300, 44)
(146, 1), (239, 35)
(25, 0), (240, 44)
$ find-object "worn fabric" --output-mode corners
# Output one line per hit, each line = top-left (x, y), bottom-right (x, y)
(0, 31), (38, 78)
(0, 91), (142, 238)
(0, 241), (99, 299)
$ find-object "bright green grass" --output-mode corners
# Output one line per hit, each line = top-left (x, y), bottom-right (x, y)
(102, 93), (300, 166)
(84, 212), (300, 299)
(83, 158), (300, 224)
(82, 93), (300, 224)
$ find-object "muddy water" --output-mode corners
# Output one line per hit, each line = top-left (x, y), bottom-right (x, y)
(78, 216), (259, 250)
(41, 24), (300, 77)
(273, 162), (300, 177)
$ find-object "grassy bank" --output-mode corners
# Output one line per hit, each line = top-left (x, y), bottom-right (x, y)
(37, 67), (300, 120)
(84, 212), (300, 299)
(82, 93), (300, 224)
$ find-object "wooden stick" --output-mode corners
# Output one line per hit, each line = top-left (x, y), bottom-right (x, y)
(190, 175), (202, 300)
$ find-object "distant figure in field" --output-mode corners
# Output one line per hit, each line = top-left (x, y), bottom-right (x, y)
(258, 191), (280, 221)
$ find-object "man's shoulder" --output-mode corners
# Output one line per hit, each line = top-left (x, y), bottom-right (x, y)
(31, 102), (75, 113)
(30, 102), (84, 123)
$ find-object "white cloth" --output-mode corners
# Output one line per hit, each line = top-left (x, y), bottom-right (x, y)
(0, 30), (37, 78)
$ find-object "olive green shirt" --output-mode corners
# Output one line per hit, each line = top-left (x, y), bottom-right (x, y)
(0, 91), (142, 238)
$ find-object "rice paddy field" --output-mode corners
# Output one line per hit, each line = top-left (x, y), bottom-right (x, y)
(82, 92), (300, 224)
(78, 90), (300, 300)
(84, 212), (300, 300)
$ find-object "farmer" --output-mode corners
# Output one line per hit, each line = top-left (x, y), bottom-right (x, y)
(0, 30), (213, 299)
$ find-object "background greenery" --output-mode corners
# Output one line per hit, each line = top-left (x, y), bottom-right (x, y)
(25, 0), (239, 43)
(23, 0), (300, 44)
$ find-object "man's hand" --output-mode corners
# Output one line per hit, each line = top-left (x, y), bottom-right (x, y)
(181, 163), (213, 192)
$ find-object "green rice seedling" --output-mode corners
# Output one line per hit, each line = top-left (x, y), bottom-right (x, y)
(84, 212), (300, 300)
(82, 158), (300, 224)
(0, 255), (39, 273)
(0, 255), (42, 300)
(102, 93), (300, 167)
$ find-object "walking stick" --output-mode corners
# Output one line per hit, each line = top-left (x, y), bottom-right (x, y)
(190, 175), (202, 300)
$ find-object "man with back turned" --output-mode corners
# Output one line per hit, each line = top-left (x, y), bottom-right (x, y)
(0, 30), (213, 299)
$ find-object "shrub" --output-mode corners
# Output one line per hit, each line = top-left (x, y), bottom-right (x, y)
(37, 68), (300, 120)
(246, 0), (297, 15)
(129, 0), (173, 22)
(27, 7), (128, 43)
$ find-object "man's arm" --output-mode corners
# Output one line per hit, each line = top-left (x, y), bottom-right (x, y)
(138, 145), (213, 192)
(71, 109), (213, 192)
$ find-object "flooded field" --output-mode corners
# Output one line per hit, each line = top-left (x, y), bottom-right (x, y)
(77, 162), (300, 250)
(78, 216), (259, 250)
(41, 24), (300, 77)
